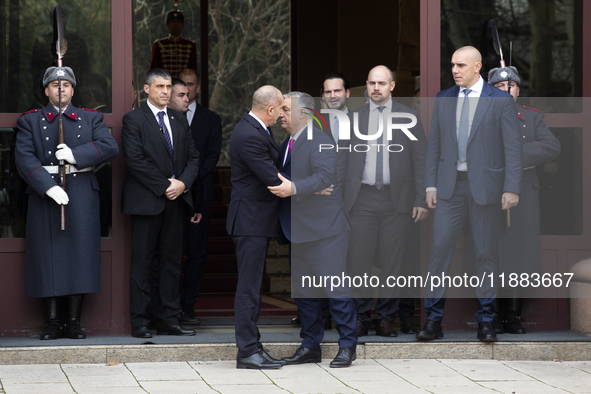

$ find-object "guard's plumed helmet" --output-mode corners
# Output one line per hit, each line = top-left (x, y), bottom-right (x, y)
(487, 66), (521, 87)
(43, 66), (77, 87)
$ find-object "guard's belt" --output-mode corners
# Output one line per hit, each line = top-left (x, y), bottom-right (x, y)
(43, 165), (92, 175)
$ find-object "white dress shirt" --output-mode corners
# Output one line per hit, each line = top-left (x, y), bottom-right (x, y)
(147, 99), (173, 148)
(248, 111), (269, 134)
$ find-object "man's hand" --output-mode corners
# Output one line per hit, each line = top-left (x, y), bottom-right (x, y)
(165, 179), (186, 200)
(55, 143), (77, 164)
(190, 213), (202, 224)
(46, 185), (69, 205)
(268, 173), (292, 198)
(412, 207), (429, 222)
(426, 191), (437, 209)
(315, 184), (334, 196)
(502, 192), (519, 210)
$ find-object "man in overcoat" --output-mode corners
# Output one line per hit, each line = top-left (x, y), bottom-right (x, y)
(15, 66), (119, 340)
(488, 66), (560, 334)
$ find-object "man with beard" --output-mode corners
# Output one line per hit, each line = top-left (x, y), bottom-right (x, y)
(321, 73), (350, 143)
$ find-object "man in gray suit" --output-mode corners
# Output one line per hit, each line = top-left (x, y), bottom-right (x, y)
(417, 46), (522, 342)
(337, 65), (428, 338)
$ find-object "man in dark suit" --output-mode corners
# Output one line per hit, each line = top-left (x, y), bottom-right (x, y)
(417, 46), (522, 342)
(177, 69), (222, 324)
(337, 65), (428, 338)
(270, 91), (357, 367)
(227, 85), (285, 369)
(121, 68), (200, 339)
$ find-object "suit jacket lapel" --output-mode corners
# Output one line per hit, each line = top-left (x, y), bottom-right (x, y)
(245, 112), (279, 152)
(445, 87), (459, 144)
(468, 84), (493, 145)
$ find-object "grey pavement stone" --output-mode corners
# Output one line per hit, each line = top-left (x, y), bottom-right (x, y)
(209, 384), (288, 393)
(140, 380), (217, 394)
(190, 361), (275, 385)
(0, 364), (67, 383)
(479, 380), (572, 394)
(0, 382), (75, 394)
(439, 359), (533, 381)
(61, 363), (139, 388)
(74, 388), (148, 394)
(126, 361), (201, 381)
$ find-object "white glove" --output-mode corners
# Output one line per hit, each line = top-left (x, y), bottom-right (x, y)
(46, 185), (69, 205)
(56, 143), (77, 164)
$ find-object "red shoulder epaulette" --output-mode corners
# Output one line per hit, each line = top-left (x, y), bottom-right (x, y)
(82, 108), (101, 113)
(19, 109), (38, 117)
(522, 105), (543, 114)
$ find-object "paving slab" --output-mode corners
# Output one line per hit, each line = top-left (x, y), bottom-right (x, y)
(0, 382), (75, 394)
(126, 361), (201, 381)
(139, 380), (217, 394)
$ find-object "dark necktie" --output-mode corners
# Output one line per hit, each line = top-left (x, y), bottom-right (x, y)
(375, 105), (386, 189)
(157, 111), (175, 177)
(284, 138), (294, 166)
(458, 89), (472, 163)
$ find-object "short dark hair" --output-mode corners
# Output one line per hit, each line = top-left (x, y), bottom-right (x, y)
(145, 68), (171, 86)
(171, 78), (187, 93)
(321, 72), (350, 94)
(178, 68), (200, 84)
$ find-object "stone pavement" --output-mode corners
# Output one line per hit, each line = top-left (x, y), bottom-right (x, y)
(1, 359), (591, 394)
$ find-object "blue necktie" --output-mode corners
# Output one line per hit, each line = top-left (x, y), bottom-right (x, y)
(375, 106), (386, 189)
(157, 111), (175, 177)
(458, 89), (472, 163)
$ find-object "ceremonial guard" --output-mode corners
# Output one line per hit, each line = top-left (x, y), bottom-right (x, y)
(488, 66), (560, 334)
(15, 7), (119, 340)
(149, 2), (198, 77)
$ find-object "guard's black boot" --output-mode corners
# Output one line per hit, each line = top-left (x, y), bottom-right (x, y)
(64, 294), (86, 339)
(41, 297), (62, 340)
(504, 298), (525, 334)
(492, 298), (505, 334)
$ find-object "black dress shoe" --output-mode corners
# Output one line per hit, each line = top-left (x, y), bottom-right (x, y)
(400, 317), (417, 334)
(416, 320), (444, 340)
(504, 315), (526, 334)
(156, 324), (196, 336)
(374, 318), (397, 337)
(178, 312), (202, 325)
(237, 350), (283, 369)
(261, 349), (286, 365)
(40, 322), (62, 340)
(357, 319), (368, 337)
(477, 322), (498, 342)
(330, 348), (356, 368)
(491, 316), (505, 334)
(291, 315), (301, 325)
(64, 322), (86, 339)
(282, 346), (321, 365)
(323, 316), (332, 330)
(132, 326), (153, 339)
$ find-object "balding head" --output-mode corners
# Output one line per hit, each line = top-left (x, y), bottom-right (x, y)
(251, 85), (283, 127)
(451, 46), (483, 88)
(366, 65), (395, 105)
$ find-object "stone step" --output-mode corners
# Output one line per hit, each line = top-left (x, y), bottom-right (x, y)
(2, 330), (591, 364)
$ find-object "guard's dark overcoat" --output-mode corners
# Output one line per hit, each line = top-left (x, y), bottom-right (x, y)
(15, 103), (119, 297)
(497, 103), (560, 275)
